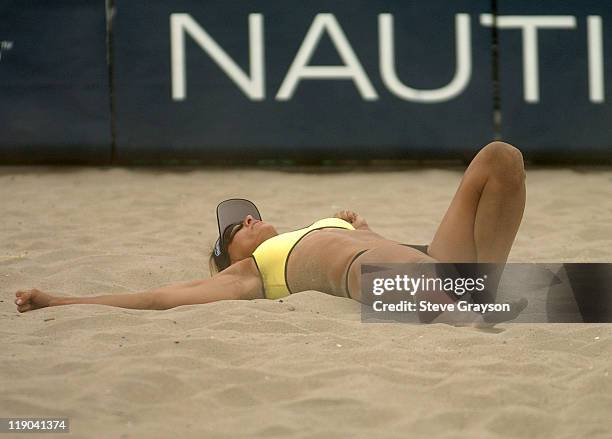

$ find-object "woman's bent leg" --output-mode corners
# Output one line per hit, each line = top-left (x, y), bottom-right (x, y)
(427, 141), (526, 263)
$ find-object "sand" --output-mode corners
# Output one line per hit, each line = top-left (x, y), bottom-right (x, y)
(1, 165), (611, 438)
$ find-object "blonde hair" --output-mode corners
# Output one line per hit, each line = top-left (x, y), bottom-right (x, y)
(208, 247), (220, 277)
(209, 223), (245, 276)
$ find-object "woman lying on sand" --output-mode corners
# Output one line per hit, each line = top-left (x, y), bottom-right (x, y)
(15, 142), (527, 325)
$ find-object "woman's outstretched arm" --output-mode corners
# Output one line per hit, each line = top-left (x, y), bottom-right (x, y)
(14, 258), (263, 312)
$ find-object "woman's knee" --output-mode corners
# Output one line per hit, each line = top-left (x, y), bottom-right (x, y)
(479, 141), (525, 187)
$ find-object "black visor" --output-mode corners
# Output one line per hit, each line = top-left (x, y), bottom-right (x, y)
(213, 199), (262, 271)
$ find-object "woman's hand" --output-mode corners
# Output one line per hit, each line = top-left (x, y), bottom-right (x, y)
(334, 210), (369, 230)
(15, 288), (53, 313)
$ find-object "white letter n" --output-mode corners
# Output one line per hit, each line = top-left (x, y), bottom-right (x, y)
(170, 13), (264, 101)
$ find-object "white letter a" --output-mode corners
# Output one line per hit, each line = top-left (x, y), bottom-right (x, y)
(276, 14), (378, 100)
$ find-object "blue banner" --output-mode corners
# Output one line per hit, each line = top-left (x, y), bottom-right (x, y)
(0, 0), (111, 163)
(1, 1), (609, 163)
(113, 0), (493, 162)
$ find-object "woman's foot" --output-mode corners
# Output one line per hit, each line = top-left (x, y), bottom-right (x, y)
(431, 297), (528, 327)
(476, 297), (529, 327)
(15, 289), (53, 313)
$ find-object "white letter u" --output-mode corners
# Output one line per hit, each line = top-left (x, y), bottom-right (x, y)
(379, 13), (472, 103)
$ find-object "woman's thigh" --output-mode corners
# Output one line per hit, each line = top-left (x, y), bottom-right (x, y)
(426, 165), (484, 262)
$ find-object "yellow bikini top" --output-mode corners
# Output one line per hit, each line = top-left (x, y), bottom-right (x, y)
(251, 218), (355, 299)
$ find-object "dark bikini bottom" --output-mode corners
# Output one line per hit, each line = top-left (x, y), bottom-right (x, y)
(344, 243), (429, 299)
